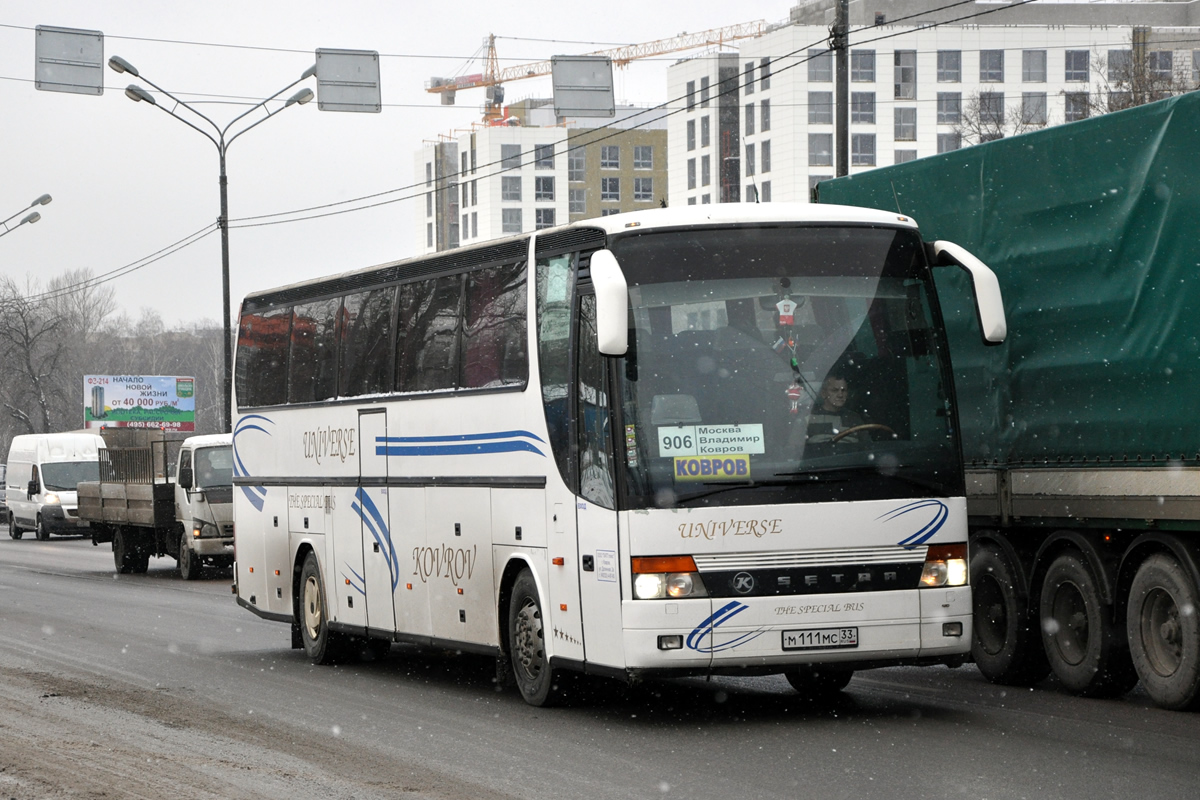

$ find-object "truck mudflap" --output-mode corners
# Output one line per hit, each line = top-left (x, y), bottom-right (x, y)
(620, 589), (971, 670)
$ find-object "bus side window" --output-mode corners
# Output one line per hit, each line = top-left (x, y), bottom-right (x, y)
(235, 305), (291, 408)
(536, 254), (573, 485)
(577, 294), (615, 508)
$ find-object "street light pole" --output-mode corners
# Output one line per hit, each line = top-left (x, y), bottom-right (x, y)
(0, 193), (52, 240)
(108, 55), (315, 434)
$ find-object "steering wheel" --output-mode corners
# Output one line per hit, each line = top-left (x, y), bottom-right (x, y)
(830, 423), (896, 443)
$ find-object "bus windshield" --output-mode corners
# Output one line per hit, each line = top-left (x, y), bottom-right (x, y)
(610, 225), (962, 509)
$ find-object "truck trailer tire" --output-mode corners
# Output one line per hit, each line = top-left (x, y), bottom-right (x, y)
(1126, 554), (1200, 711)
(178, 530), (202, 581)
(970, 542), (1050, 686)
(1039, 552), (1137, 698)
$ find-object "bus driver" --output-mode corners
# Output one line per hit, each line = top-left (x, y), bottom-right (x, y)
(804, 373), (868, 445)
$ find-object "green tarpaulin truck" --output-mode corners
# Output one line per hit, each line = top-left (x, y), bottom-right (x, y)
(818, 92), (1200, 710)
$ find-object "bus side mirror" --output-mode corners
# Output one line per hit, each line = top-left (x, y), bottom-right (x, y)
(930, 240), (1007, 345)
(590, 249), (629, 356)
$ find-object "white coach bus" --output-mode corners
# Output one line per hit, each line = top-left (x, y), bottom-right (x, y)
(232, 204), (1006, 706)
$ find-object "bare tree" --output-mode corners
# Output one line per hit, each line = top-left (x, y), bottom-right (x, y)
(1085, 28), (1200, 116)
(0, 278), (74, 434)
(955, 91), (1048, 146)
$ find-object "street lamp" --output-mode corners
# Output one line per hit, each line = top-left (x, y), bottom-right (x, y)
(0, 193), (52, 239)
(108, 55), (315, 434)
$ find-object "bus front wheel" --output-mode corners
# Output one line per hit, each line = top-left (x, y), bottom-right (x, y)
(784, 666), (853, 695)
(508, 569), (559, 707)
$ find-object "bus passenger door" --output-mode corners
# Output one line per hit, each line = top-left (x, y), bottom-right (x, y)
(358, 409), (397, 635)
(574, 294), (624, 667)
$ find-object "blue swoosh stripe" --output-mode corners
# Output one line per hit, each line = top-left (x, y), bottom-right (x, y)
(877, 500), (950, 548)
(378, 440), (545, 457)
(353, 489), (399, 590)
(379, 430), (546, 444)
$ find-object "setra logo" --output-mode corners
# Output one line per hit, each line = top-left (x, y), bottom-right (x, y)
(732, 572), (756, 595)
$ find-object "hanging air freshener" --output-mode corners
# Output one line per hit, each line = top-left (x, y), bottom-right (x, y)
(776, 297), (797, 326)
(786, 383), (803, 414)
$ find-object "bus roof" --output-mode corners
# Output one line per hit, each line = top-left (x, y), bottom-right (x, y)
(240, 203), (919, 310)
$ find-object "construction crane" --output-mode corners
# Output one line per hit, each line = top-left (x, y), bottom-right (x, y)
(427, 22), (767, 124)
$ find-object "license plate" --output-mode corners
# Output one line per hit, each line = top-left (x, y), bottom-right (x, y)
(782, 627), (859, 651)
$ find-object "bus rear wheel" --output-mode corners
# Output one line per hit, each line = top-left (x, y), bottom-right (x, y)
(508, 569), (559, 707)
(1127, 554), (1200, 711)
(299, 552), (347, 665)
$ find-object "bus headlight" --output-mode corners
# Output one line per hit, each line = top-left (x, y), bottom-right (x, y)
(920, 544), (968, 587)
(632, 556), (709, 600)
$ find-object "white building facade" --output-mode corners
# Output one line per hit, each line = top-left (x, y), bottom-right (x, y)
(668, 0), (1200, 205)
(415, 126), (567, 255)
(415, 104), (668, 254)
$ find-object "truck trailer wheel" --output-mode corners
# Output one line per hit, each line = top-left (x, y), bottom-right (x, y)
(1126, 554), (1200, 711)
(970, 542), (1050, 685)
(1039, 552), (1137, 697)
(299, 552), (347, 665)
(178, 530), (202, 581)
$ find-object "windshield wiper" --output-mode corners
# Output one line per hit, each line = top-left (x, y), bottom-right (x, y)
(773, 465), (944, 494)
(671, 475), (850, 504)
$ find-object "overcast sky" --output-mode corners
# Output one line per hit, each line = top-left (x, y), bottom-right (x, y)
(0, 0), (792, 327)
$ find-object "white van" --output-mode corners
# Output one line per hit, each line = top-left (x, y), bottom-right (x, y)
(6, 432), (104, 541)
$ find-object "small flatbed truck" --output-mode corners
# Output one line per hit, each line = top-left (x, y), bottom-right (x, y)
(77, 428), (234, 578)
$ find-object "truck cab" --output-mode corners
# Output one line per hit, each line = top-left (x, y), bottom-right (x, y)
(173, 434), (235, 579)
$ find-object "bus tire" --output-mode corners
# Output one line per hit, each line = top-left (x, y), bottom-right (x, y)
(971, 542), (1050, 685)
(508, 569), (558, 707)
(1126, 554), (1200, 711)
(784, 666), (853, 695)
(299, 552), (346, 665)
(1039, 552), (1138, 697)
(179, 531), (202, 581)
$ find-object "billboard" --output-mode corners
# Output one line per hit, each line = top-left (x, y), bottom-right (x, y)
(84, 375), (196, 432)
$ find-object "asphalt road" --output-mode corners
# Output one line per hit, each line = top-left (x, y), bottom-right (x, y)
(1, 532), (1196, 800)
